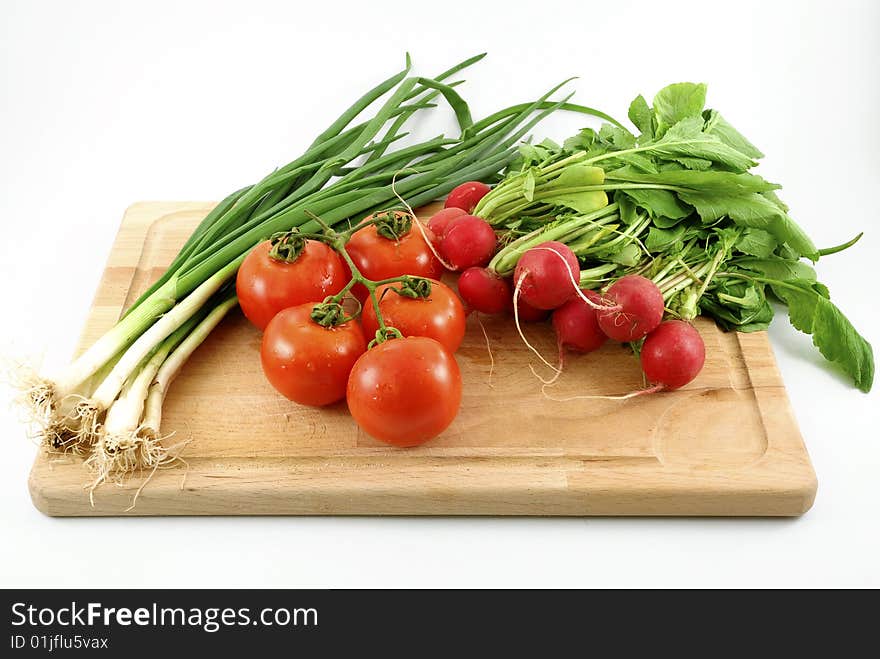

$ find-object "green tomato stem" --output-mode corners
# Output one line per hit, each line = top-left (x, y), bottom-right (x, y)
(320, 226), (420, 340)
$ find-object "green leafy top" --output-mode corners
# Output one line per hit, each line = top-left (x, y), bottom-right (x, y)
(653, 82), (707, 136)
(475, 81), (873, 392)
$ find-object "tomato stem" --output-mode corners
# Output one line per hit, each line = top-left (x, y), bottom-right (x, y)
(267, 230), (307, 262)
(390, 276), (432, 299)
(303, 209), (429, 342)
(337, 210), (410, 240)
(368, 327), (404, 349)
(310, 300), (358, 328)
(373, 210), (413, 240)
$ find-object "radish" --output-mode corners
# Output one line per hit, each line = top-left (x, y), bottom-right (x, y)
(640, 320), (706, 390)
(514, 296), (549, 323)
(445, 181), (491, 212)
(440, 215), (497, 270)
(510, 243), (617, 385)
(542, 320), (706, 403)
(512, 241), (582, 310)
(458, 267), (511, 315)
(597, 274), (664, 342)
(427, 207), (466, 240)
(552, 290), (607, 355)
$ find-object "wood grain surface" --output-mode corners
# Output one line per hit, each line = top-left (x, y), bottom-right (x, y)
(28, 202), (817, 516)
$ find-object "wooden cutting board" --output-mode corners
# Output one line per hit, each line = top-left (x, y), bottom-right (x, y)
(28, 202), (817, 516)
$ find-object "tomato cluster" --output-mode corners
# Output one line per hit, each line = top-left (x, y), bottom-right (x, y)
(236, 208), (469, 448)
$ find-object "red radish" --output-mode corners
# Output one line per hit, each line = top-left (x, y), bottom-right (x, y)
(513, 241), (581, 310)
(458, 267), (511, 314)
(445, 181), (491, 212)
(640, 320), (705, 390)
(427, 207), (467, 240)
(440, 215), (497, 270)
(513, 296), (549, 322)
(597, 275), (664, 342)
(552, 290), (607, 355)
(511, 243), (614, 383)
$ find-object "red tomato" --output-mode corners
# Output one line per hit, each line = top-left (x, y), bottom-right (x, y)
(261, 304), (366, 406)
(237, 239), (348, 331)
(427, 207), (466, 240)
(347, 337), (462, 447)
(345, 216), (444, 302)
(444, 181), (491, 213)
(361, 279), (466, 352)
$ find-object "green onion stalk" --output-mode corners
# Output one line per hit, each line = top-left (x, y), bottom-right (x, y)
(21, 54), (613, 484)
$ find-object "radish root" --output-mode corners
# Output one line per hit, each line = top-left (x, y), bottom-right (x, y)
(541, 382), (664, 402)
(513, 271), (561, 383)
(513, 246), (620, 387)
(476, 316), (496, 388)
(538, 348), (566, 387)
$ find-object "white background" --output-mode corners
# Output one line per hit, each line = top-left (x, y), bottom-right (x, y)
(1, 0), (878, 588)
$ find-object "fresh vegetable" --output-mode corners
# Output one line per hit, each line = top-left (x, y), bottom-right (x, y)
(22, 53), (616, 485)
(345, 211), (444, 301)
(87, 292), (239, 484)
(27, 60), (873, 501)
(552, 290), (607, 355)
(236, 234), (348, 330)
(260, 303), (366, 406)
(477, 82), (873, 391)
(439, 215), (497, 270)
(361, 278), (466, 353)
(596, 275), (664, 342)
(445, 181), (491, 212)
(513, 295), (550, 322)
(457, 267), (511, 314)
(427, 207), (467, 239)
(640, 320), (706, 390)
(140, 295), (239, 442)
(346, 336), (462, 447)
(512, 241), (582, 310)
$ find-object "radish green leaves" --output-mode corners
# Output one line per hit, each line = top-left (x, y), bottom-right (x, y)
(772, 282), (874, 392)
(478, 81), (873, 392)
